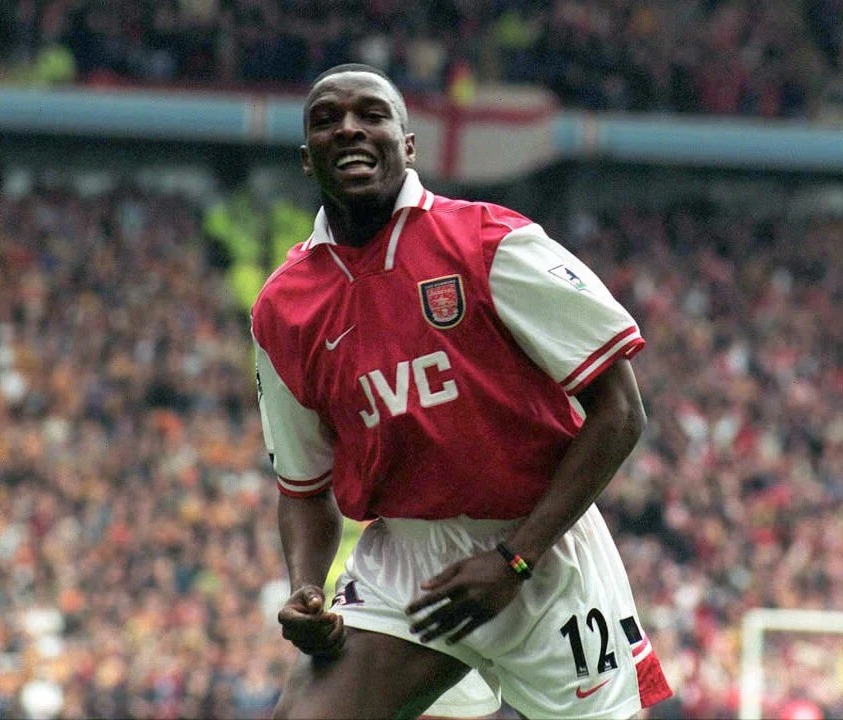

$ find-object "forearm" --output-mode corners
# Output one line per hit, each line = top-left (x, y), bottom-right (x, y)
(277, 489), (343, 591)
(506, 360), (645, 565)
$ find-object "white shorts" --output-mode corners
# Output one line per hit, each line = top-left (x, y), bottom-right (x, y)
(331, 505), (671, 719)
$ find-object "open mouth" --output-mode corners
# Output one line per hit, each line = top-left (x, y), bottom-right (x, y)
(335, 152), (377, 171)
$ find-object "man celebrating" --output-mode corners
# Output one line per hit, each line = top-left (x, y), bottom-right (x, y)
(251, 63), (672, 719)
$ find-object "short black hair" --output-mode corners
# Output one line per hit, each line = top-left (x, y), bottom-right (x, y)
(310, 63), (399, 94)
(302, 63), (409, 132)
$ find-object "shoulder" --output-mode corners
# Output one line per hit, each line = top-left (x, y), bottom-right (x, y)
(251, 240), (315, 330)
(427, 195), (536, 245)
(431, 194), (531, 225)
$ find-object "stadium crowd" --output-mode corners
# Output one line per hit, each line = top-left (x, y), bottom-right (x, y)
(1, 0), (842, 118)
(556, 199), (843, 719)
(0, 172), (841, 719)
(0, 183), (286, 719)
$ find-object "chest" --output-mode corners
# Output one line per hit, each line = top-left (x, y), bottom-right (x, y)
(297, 235), (495, 430)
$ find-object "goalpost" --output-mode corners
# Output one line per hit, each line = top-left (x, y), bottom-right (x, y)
(739, 608), (843, 720)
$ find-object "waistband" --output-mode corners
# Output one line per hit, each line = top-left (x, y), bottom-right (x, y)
(379, 514), (523, 540)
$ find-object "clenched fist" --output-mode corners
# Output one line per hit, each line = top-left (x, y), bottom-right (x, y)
(278, 585), (346, 659)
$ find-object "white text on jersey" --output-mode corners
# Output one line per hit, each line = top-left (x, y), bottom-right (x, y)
(358, 351), (459, 428)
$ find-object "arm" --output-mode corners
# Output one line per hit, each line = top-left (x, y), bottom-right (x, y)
(276, 488), (347, 658)
(487, 227), (647, 557)
(278, 488), (343, 592)
(251, 323), (344, 655)
(505, 358), (645, 565)
(407, 359), (645, 643)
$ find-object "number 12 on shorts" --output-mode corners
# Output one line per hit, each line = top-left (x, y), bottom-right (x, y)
(560, 609), (643, 677)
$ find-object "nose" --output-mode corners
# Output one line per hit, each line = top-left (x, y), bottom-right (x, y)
(335, 112), (365, 138)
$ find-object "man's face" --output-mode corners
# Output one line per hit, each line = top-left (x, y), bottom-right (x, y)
(301, 72), (415, 208)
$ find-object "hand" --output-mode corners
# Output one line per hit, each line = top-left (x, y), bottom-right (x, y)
(278, 585), (346, 659)
(405, 549), (523, 645)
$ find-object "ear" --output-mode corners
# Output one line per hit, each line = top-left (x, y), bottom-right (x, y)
(300, 145), (313, 175)
(404, 133), (416, 167)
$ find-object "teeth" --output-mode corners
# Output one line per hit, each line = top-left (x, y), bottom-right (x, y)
(336, 153), (374, 169)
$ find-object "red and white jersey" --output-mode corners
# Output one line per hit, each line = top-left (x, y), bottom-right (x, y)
(252, 170), (644, 521)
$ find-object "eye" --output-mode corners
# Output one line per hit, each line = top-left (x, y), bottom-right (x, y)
(308, 106), (338, 129)
(310, 114), (333, 128)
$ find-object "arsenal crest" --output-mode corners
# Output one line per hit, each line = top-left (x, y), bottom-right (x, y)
(418, 275), (465, 329)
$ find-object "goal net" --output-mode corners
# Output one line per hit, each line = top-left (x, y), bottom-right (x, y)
(739, 608), (843, 719)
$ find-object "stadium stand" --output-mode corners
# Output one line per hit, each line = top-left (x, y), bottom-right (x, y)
(0, 0), (840, 118)
(0, 182), (291, 719)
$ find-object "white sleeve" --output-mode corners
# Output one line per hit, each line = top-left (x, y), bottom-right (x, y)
(253, 333), (333, 495)
(489, 223), (644, 394)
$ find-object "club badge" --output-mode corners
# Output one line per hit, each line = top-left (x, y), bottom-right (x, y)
(419, 274), (465, 329)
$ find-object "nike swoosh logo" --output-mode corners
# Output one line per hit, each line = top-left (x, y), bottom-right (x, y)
(325, 325), (355, 351)
(575, 679), (610, 699)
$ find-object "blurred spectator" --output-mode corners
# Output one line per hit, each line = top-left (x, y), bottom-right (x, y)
(0, 0), (836, 118)
(805, 0), (843, 69)
(0, 182), (293, 718)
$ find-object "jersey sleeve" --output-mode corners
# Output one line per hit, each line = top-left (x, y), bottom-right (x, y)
(488, 223), (644, 395)
(253, 331), (334, 496)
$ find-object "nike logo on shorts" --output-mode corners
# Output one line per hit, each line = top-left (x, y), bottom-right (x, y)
(575, 678), (610, 698)
(325, 325), (355, 351)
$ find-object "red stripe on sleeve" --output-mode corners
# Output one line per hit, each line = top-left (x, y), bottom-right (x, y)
(276, 470), (331, 497)
(561, 329), (645, 394)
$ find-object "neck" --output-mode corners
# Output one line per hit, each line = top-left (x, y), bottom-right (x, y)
(323, 197), (396, 248)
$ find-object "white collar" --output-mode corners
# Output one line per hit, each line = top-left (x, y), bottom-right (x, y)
(306, 169), (434, 249)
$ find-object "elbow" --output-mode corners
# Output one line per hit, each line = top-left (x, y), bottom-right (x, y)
(618, 392), (647, 461)
(576, 359), (646, 453)
(617, 362), (647, 447)
(629, 397), (647, 439)
(585, 394), (645, 457)
(628, 402), (647, 449)
(611, 389), (646, 454)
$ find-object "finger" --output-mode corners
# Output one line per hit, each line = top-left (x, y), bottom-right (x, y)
(406, 591), (451, 615)
(408, 598), (456, 630)
(310, 613), (343, 643)
(316, 617), (346, 654)
(280, 616), (337, 649)
(417, 624), (446, 643)
(408, 611), (436, 635)
(445, 617), (485, 645)
(418, 612), (472, 644)
(279, 607), (330, 627)
(304, 592), (324, 612)
(300, 616), (346, 657)
(281, 611), (338, 634)
(287, 632), (341, 655)
(419, 564), (460, 590)
(279, 592), (329, 621)
(295, 587), (324, 613)
(410, 603), (467, 642)
(278, 589), (324, 621)
(324, 613), (345, 644)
